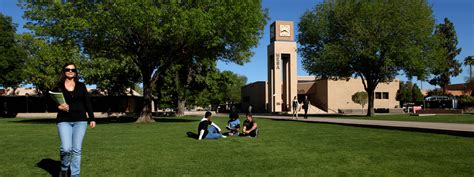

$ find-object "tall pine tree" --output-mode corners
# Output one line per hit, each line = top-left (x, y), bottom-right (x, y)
(429, 18), (462, 93)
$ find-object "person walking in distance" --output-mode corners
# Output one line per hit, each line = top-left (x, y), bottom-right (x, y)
(52, 63), (96, 177)
(292, 96), (299, 119)
(303, 96), (310, 119)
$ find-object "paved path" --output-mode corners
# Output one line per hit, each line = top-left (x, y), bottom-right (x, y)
(253, 114), (474, 137)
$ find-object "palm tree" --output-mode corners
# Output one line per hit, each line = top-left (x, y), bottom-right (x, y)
(464, 56), (474, 81)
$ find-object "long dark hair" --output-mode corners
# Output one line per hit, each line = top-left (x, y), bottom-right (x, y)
(56, 63), (79, 89)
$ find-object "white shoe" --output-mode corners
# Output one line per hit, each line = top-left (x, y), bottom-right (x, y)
(221, 135), (227, 138)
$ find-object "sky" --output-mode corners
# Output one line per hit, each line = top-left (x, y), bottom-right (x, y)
(1, 0), (473, 90)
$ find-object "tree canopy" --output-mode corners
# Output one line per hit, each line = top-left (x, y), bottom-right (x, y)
(16, 33), (82, 93)
(0, 13), (26, 91)
(464, 56), (474, 81)
(22, 1), (267, 122)
(155, 58), (218, 116)
(397, 81), (424, 106)
(155, 67), (247, 115)
(80, 57), (142, 96)
(428, 18), (462, 93)
(298, 0), (437, 116)
(351, 91), (368, 113)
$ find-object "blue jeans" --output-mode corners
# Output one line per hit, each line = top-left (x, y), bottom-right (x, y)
(205, 125), (222, 139)
(57, 121), (87, 177)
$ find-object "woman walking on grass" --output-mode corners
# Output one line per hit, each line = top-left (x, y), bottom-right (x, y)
(52, 63), (96, 177)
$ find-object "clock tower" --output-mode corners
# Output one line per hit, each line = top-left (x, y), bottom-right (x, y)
(267, 21), (297, 113)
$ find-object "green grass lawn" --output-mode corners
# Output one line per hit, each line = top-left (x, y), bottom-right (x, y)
(315, 114), (474, 124)
(0, 116), (473, 176)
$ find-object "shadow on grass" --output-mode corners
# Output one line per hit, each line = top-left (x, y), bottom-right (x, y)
(186, 131), (198, 139)
(11, 117), (199, 124)
(268, 117), (474, 137)
(307, 114), (368, 118)
(37, 158), (61, 177)
(12, 117), (138, 124)
(267, 118), (299, 122)
(154, 118), (199, 123)
(12, 118), (57, 124)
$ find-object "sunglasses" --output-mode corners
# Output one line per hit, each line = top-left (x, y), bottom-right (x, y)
(63, 68), (77, 72)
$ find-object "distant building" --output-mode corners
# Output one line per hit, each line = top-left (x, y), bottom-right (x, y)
(241, 77), (399, 113)
(241, 81), (267, 113)
(445, 83), (472, 96)
(241, 20), (399, 114)
(0, 87), (37, 96)
(0, 87), (146, 113)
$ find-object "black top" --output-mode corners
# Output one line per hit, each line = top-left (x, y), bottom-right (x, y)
(198, 120), (210, 138)
(52, 82), (95, 123)
(292, 99), (298, 108)
(243, 119), (256, 130)
(303, 99), (309, 109)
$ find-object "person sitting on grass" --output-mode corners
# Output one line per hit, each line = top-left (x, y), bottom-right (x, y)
(241, 113), (258, 138)
(226, 113), (240, 136)
(198, 111), (226, 140)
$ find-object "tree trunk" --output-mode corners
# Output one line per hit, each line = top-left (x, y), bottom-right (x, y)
(360, 74), (376, 117)
(442, 83), (447, 94)
(366, 89), (375, 117)
(11, 87), (17, 95)
(470, 65), (472, 81)
(176, 99), (186, 117)
(136, 73), (155, 123)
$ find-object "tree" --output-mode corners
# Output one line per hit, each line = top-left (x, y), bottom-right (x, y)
(428, 18), (462, 93)
(412, 84), (424, 103)
(16, 33), (81, 93)
(298, 0), (437, 116)
(155, 67), (247, 116)
(464, 56), (474, 81)
(351, 91), (368, 113)
(0, 13), (27, 92)
(458, 95), (474, 109)
(188, 68), (225, 109)
(155, 59), (218, 116)
(22, 1), (267, 122)
(215, 71), (247, 104)
(80, 57), (142, 96)
(397, 81), (413, 106)
(397, 81), (424, 106)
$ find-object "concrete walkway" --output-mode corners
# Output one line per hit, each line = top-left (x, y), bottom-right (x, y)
(252, 114), (474, 137)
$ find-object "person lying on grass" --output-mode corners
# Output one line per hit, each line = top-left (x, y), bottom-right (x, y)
(241, 113), (258, 138)
(198, 111), (227, 140)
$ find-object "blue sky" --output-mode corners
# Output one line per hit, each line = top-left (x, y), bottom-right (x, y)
(1, 0), (473, 90)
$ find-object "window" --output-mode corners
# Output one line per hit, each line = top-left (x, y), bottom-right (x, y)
(382, 92), (389, 99)
(375, 92), (382, 99)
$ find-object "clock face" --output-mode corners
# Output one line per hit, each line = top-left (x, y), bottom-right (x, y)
(279, 25), (290, 37)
